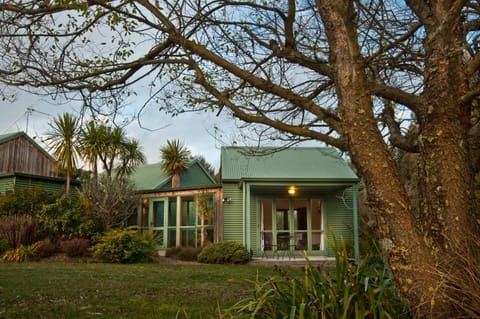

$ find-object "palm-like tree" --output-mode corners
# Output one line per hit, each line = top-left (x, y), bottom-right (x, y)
(79, 121), (105, 182)
(45, 113), (80, 194)
(160, 139), (191, 188)
(80, 122), (146, 180)
(117, 138), (146, 178)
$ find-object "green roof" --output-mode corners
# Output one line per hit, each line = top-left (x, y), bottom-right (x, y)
(0, 132), (25, 144)
(221, 147), (358, 182)
(130, 159), (218, 192)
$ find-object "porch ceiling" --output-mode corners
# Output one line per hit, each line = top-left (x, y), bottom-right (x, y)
(250, 183), (350, 197)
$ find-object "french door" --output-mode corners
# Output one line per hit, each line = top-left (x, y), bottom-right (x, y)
(260, 198), (324, 253)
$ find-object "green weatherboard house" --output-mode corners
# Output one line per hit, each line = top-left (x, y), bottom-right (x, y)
(133, 146), (359, 260)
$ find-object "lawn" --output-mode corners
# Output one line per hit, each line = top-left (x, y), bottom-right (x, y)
(0, 261), (282, 319)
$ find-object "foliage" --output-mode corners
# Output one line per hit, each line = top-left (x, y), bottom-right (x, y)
(45, 112), (81, 194)
(1, 245), (35, 263)
(0, 187), (58, 217)
(60, 238), (90, 257)
(198, 241), (249, 264)
(78, 121), (146, 179)
(0, 239), (9, 255)
(32, 238), (57, 258)
(80, 174), (138, 231)
(160, 139), (191, 188)
(221, 247), (408, 318)
(36, 195), (96, 241)
(0, 215), (37, 249)
(92, 228), (157, 263)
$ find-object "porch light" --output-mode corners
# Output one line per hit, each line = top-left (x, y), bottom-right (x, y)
(288, 186), (296, 195)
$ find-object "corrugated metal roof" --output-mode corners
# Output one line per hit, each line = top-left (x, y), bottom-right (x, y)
(0, 132), (24, 144)
(130, 159), (218, 191)
(221, 147), (358, 181)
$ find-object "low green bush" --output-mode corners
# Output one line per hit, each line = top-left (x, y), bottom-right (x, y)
(0, 215), (37, 248)
(197, 241), (249, 264)
(221, 240), (409, 319)
(32, 238), (57, 258)
(92, 228), (157, 263)
(0, 239), (9, 255)
(1, 245), (35, 263)
(37, 195), (97, 241)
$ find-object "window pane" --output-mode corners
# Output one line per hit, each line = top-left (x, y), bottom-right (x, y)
(275, 199), (289, 231)
(294, 200), (307, 231)
(167, 229), (176, 248)
(312, 232), (322, 250)
(153, 201), (164, 227)
(168, 200), (176, 227)
(181, 229), (196, 247)
(261, 199), (272, 231)
(182, 199), (196, 226)
(153, 230), (164, 246)
(311, 199), (322, 230)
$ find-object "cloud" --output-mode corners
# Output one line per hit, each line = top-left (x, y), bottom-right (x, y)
(0, 90), (233, 171)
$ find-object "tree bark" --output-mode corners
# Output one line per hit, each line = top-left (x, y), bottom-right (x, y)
(316, 1), (466, 317)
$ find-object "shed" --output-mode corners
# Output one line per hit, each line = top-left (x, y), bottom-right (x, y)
(0, 132), (68, 194)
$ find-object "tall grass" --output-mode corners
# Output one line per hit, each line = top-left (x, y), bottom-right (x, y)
(221, 240), (409, 319)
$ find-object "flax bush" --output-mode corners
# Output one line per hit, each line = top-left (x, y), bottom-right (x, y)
(221, 241), (409, 319)
(1, 245), (35, 263)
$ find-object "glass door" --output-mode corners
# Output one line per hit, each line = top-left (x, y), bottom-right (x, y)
(150, 198), (167, 247)
(293, 199), (308, 251)
(275, 199), (290, 251)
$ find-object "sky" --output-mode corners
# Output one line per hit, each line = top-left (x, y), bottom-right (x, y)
(0, 89), (235, 171)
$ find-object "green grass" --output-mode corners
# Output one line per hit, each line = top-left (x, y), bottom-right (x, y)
(0, 262), (279, 319)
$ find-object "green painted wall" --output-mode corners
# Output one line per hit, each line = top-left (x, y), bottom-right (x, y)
(222, 182), (244, 242)
(324, 188), (355, 255)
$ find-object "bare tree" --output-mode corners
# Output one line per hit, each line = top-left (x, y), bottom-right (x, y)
(0, 1), (479, 316)
(80, 174), (138, 231)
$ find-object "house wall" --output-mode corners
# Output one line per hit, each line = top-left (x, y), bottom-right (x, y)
(324, 188), (355, 254)
(0, 136), (57, 177)
(0, 174), (70, 196)
(222, 182), (244, 242)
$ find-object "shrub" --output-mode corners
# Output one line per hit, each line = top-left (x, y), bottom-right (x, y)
(0, 187), (58, 217)
(0, 215), (37, 248)
(60, 238), (91, 257)
(1, 245), (35, 263)
(197, 241), (249, 264)
(0, 239), (9, 255)
(220, 241), (408, 319)
(165, 246), (182, 258)
(32, 238), (57, 258)
(92, 228), (157, 263)
(60, 238), (90, 257)
(166, 246), (202, 261)
(36, 195), (97, 241)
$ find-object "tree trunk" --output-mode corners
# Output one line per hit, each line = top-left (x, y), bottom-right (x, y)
(172, 171), (181, 188)
(316, 1), (475, 317)
(415, 0), (478, 257)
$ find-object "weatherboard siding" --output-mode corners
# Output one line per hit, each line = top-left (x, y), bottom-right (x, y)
(222, 182), (244, 242)
(0, 135), (57, 177)
(324, 188), (355, 255)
